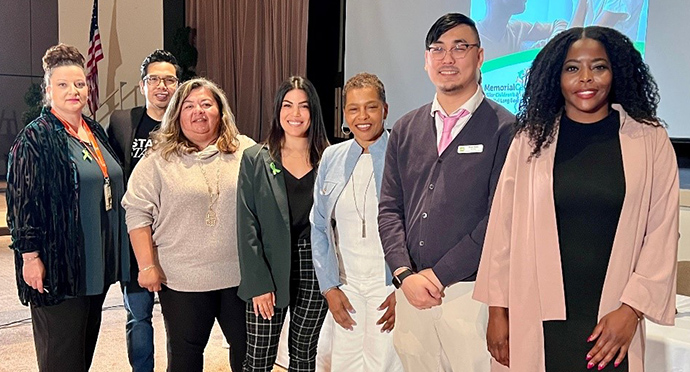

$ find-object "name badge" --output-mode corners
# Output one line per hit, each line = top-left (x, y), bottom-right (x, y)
(457, 144), (484, 154)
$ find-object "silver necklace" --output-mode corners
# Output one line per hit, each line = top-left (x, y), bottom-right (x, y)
(197, 161), (220, 226)
(351, 167), (374, 238)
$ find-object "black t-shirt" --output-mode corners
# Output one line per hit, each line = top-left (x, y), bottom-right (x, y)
(130, 112), (160, 173)
(284, 168), (315, 245)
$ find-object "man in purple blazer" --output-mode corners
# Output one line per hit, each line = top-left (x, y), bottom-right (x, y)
(378, 13), (514, 372)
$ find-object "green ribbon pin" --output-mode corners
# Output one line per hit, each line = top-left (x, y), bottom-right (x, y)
(82, 149), (92, 161)
(270, 162), (281, 175)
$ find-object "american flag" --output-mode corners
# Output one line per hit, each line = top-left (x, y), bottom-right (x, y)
(86, 0), (104, 117)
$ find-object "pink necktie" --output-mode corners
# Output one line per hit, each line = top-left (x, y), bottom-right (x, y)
(438, 109), (469, 155)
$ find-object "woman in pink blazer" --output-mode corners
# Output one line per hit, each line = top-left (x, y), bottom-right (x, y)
(474, 26), (678, 372)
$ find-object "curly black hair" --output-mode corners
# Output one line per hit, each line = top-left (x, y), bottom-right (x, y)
(516, 26), (662, 158)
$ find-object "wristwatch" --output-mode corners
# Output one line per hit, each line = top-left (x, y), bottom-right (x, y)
(392, 268), (414, 289)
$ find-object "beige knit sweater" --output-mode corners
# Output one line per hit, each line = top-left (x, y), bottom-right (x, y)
(122, 135), (255, 292)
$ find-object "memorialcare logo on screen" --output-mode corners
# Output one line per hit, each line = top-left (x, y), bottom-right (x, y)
(471, 0), (649, 113)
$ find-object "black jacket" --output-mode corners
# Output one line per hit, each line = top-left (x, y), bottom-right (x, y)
(107, 106), (146, 183)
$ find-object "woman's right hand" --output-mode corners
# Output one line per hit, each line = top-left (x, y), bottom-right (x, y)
(487, 306), (510, 367)
(253, 292), (276, 320)
(22, 255), (46, 293)
(137, 265), (166, 292)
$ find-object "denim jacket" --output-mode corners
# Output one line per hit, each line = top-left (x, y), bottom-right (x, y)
(310, 131), (392, 293)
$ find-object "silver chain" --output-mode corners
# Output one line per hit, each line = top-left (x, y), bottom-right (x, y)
(352, 166), (374, 238)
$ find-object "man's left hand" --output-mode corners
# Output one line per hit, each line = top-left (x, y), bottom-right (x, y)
(419, 268), (444, 294)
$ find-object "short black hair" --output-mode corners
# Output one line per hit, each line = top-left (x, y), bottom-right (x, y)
(140, 49), (182, 80)
(425, 13), (481, 48)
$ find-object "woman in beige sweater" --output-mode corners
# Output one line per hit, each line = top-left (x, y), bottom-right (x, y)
(122, 77), (254, 372)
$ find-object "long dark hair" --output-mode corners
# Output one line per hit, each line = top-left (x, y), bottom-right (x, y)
(517, 26), (662, 158)
(266, 76), (329, 167)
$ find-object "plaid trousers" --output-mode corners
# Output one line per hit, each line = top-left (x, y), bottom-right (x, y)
(243, 240), (328, 372)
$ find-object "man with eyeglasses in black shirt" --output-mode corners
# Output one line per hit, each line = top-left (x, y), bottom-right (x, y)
(107, 49), (181, 372)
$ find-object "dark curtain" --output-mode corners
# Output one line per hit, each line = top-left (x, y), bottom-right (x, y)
(186, 0), (309, 141)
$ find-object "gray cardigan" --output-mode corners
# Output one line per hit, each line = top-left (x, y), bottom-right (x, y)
(378, 98), (514, 286)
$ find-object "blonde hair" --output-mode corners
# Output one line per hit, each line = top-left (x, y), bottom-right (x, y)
(151, 77), (240, 160)
(42, 43), (86, 106)
(343, 72), (387, 103)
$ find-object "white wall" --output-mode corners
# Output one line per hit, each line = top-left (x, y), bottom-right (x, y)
(58, 0), (164, 124)
(345, 0), (472, 125)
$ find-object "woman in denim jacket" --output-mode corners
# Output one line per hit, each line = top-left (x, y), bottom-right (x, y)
(310, 73), (403, 372)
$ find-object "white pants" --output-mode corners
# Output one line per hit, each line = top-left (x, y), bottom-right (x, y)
(394, 281), (490, 372)
(330, 280), (404, 372)
(276, 312), (333, 371)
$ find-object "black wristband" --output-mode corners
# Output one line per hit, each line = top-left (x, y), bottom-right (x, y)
(392, 268), (414, 289)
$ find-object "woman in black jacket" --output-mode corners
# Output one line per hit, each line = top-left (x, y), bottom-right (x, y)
(237, 76), (329, 371)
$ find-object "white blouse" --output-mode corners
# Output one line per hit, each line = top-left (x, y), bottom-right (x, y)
(333, 154), (386, 284)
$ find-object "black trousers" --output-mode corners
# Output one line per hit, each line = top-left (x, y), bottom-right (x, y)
(30, 293), (108, 372)
(158, 285), (247, 372)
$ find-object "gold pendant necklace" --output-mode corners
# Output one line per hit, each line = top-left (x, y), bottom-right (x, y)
(198, 161), (220, 226)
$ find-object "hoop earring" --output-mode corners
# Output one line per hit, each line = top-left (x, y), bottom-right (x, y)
(341, 123), (352, 136)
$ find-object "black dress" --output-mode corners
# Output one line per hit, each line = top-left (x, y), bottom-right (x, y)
(543, 110), (627, 371)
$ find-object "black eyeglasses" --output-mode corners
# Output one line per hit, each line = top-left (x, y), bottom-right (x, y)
(144, 75), (179, 87)
(427, 43), (480, 60)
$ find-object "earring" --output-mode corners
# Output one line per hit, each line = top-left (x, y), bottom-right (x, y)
(341, 123), (352, 136)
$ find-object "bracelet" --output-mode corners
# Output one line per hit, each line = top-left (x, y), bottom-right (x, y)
(23, 255), (40, 262)
(139, 264), (156, 272)
(623, 303), (643, 321)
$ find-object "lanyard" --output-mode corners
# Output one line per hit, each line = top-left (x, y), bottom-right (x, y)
(51, 108), (110, 180)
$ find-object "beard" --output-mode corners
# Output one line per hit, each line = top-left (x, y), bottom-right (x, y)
(438, 82), (465, 94)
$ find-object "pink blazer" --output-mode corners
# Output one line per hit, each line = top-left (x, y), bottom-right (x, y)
(473, 105), (679, 372)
